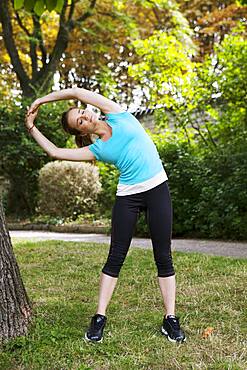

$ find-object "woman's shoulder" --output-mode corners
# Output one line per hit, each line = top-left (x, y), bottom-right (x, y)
(105, 110), (128, 117)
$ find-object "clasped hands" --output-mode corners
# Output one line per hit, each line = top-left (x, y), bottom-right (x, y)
(25, 99), (41, 129)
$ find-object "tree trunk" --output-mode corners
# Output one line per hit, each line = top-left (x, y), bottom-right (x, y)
(0, 202), (32, 343)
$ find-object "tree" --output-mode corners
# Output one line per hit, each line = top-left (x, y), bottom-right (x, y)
(0, 201), (32, 342)
(177, 0), (247, 58)
(0, 0), (101, 98)
(0, 1), (64, 342)
(0, 0), (191, 103)
(129, 22), (247, 147)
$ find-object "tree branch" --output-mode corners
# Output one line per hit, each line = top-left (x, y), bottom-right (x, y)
(74, 0), (97, 24)
(32, 15), (47, 70)
(68, 0), (76, 21)
(205, 121), (217, 148)
(36, 0), (97, 93)
(13, 3), (38, 79)
(13, 8), (31, 37)
(34, 0), (70, 91)
(97, 11), (118, 20)
(0, 0), (32, 96)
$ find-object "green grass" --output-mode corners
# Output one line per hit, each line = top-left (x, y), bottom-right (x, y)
(0, 240), (246, 370)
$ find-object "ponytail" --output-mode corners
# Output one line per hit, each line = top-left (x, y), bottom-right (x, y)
(75, 134), (94, 148)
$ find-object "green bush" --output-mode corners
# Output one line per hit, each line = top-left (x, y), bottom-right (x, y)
(37, 161), (102, 219)
(193, 145), (247, 239)
(97, 162), (119, 218)
(134, 131), (247, 240)
(0, 100), (70, 216)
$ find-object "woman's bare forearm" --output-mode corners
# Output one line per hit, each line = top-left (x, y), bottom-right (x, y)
(28, 126), (95, 162)
(29, 126), (57, 157)
(37, 88), (122, 114)
(29, 87), (122, 115)
(38, 88), (77, 105)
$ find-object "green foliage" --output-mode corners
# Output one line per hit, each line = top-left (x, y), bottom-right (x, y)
(237, 0), (247, 5)
(131, 130), (247, 240)
(97, 162), (119, 218)
(132, 26), (247, 239)
(129, 30), (196, 108)
(37, 161), (102, 219)
(179, 25), (247, 149)
(14, 0), (24, 10)
(192, 143), (247, 239)
(0, 100), (69, 215)
(130, 25), (246, 150)
(193, 27), (246, 144)
(14, 0), (63, 14)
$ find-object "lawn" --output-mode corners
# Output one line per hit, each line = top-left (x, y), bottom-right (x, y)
(0, 240), (246, 370)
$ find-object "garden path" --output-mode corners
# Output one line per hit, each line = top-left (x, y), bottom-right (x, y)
(10, 230), (247, 259)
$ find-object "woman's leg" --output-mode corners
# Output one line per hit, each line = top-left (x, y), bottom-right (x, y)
(85, 196), (141, 342)
(158, 275), (176, 317)
(97, 194), (141, 313)
(96, 273), (118, 316)
(145, 181), (185, 342)
(145, 181), (176, 316)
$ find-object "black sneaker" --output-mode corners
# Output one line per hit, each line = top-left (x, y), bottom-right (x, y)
(161, 315), (186, 343)
(85, 314), (107, 343)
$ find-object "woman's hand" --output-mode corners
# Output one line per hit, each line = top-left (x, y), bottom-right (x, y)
(27, 98), (42, 116)
(25, 109), (38, 130)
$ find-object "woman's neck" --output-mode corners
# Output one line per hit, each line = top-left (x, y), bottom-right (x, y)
(94, 119), (112, 141)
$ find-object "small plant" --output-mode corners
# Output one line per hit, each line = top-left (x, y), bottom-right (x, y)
(37, 161), (102, 219)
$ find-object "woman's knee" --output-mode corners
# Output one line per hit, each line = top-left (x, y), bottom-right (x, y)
(102, 249), (127, 277)
(154, 252), (175, 277)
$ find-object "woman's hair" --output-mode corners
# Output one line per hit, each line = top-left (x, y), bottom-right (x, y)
(61, 106), (94, 148)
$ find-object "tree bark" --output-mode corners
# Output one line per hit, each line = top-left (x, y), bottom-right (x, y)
(0, 202), (32, 343)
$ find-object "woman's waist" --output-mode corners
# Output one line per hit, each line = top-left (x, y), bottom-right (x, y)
(116, 169), (168, 196)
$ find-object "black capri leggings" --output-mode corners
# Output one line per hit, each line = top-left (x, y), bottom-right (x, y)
(102, 181), (175, 278)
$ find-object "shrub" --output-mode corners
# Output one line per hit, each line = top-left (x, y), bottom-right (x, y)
(193, 145), (247, 240)
(97, 162), (119, 218)
(0, 100), (69, 216)
(135, 131), (247, 240)
(37, 161), (102, 219)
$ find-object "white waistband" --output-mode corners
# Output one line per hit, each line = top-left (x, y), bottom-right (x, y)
(116, 170), (168, 196)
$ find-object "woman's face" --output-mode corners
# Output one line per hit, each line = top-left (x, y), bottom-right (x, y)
(67, 108), (98, 134)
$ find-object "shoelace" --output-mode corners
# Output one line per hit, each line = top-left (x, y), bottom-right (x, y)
(167, 316), (180, 330)
(92, 315), (105, 331)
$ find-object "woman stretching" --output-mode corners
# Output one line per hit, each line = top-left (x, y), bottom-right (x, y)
(26, 88), (186, 343)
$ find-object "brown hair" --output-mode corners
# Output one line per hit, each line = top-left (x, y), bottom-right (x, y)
(61, 106), (94, 148)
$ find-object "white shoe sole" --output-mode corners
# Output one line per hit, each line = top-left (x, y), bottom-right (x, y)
(161, 326), (186, 343)
(84, 332), (103, 343)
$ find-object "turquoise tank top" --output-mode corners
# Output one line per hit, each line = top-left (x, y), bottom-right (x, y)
(88, 111), (164, 185)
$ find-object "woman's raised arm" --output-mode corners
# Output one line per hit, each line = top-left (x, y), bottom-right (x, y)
(25, 111), (95, 162)
(28, 88), (123, 115)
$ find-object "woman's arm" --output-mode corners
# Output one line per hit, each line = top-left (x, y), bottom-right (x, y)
(74, 88), (123, 114)
(25, 111), (95, 161)
(28, 88), (123, 115)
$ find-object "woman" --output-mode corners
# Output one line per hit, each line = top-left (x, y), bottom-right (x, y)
(26, 87), (186, 343)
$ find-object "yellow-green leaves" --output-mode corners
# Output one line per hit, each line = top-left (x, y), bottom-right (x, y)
(14, 0), (24, 10)
(33, 0), (45, 16)
(13, 0), (64, 15)
(129, 30), (196, 107)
